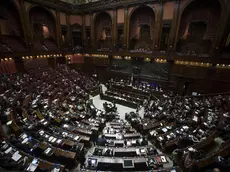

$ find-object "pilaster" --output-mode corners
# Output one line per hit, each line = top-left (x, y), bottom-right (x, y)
(19, 0), (29, 49)
(66, 14), (72, 47)
(113, 8), (117, 47)
(82, 14), (87, 47)
(123, 7), (128, 50)
(154, 1), (164, 51)
(90, 13), (95, 48)
(211, 2), (230, 57)
(56, 10), (61, 49)
(168, 0), (180, 53)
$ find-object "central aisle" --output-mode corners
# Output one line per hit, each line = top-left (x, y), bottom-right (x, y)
(91, 95), (138, 120)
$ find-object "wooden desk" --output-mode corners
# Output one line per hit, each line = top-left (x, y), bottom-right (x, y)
(38, 160), (65, 171)
(93, 146), (155, 157)
(86, 156), (148, 171)
(54, 148), (76, 159)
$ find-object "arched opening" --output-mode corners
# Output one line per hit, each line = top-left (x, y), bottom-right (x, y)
(71, 23), (82, 51)
(177, 0), (221, 55)
(129, 6), (155, 52)
(0, 0), (26, 52)
(29, 6), (57, 51)
(94, 12), (112, 51)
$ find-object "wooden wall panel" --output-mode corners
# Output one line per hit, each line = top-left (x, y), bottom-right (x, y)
(85, 14), (90, 26)
(0, 19), (11, 35)
(60, 12), (66, 25)
(117, 8), (124, 23)
(70, 15), (82, 25)
(163, 2), (175, 20)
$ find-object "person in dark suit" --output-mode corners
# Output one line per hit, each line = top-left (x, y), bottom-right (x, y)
(97, 135), (107, 146)
(141, 137), (148, 146)
(124, 139), (127, 147)
(79, 150), (86, 169)
(90, 130), (98, 146)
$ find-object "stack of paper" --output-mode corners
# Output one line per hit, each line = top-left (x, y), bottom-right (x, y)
(5, 147), (12, 154)
(12, 151), (22, 162)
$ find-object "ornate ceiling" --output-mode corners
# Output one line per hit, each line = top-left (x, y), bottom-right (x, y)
(60, 0), (99, 5)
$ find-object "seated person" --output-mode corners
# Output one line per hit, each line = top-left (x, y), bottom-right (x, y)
(141, 137), (148, 146)
(97, 135), (107, 146)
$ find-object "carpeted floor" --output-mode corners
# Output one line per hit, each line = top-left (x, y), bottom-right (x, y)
(91, 94), (137, 120)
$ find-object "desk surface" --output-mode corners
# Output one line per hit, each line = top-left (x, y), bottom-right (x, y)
(94, 146), (153, 152)
(104, 133), (141, 139)
(37, 141), (76, 160)
(2, 141), (65, 172)
(88, 156), (147, 164)
(63, 124), (92, 136)
(60, 125), (90, 142)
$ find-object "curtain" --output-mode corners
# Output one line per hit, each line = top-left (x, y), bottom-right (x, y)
(43, 25), (50, 39)
(130, 19), (139, 39)
(225, 33), (230, 47)
(181, 24), (190, 40)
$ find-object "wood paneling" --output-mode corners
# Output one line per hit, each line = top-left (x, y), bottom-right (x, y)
(85, 14), (90, 26)
(60, 12), (66, 25)
(163, 2), (175, 20)
(117, 9), (124, 23)
(70, 15), (82, 25)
